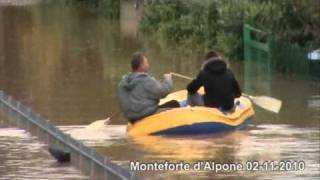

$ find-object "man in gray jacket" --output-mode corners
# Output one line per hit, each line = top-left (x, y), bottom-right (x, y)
(118, 52), (173, 123)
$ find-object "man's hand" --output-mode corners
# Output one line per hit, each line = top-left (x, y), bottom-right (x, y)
(163, 73), (172, 80)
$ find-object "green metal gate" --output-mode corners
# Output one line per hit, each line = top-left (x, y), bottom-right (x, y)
(243, 24), (272, 94)
(243, 24), (320, 90)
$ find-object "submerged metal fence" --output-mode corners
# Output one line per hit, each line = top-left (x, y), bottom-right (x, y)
(244, 24), (320, 79)
(243, 24), (272, 94)
(0, 90), (136, 180)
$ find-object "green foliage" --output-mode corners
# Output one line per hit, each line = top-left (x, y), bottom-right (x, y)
(242, 0), (319, 47)
(66, 0), (120, 19)
(140, 0), (319, 59)
(140, 0), (213, 46)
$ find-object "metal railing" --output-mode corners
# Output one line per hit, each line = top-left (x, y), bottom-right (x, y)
(0, 90), (136, 180)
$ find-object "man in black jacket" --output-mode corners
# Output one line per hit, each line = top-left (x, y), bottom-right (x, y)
(186, 52), (241, 111)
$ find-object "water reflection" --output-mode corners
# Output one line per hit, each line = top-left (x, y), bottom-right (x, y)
(131, 132), (249, 161)
(0, 1), (203, 126)
(122, 125), (319, 179)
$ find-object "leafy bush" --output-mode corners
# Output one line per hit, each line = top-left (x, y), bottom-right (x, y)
(66, 0), (120, 19)
(140, 0), (319, 60)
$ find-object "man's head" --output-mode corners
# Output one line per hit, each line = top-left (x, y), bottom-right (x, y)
(131, 52), (150, 72)
(205, 50), (222, 61)
(201, 50), (225, 70)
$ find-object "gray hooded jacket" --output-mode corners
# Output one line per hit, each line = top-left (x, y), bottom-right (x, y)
(118, 72), (173, 122)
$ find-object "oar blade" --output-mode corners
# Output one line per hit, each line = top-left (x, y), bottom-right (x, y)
(86, 118), (110, 130)
(251, 96), (282, 113)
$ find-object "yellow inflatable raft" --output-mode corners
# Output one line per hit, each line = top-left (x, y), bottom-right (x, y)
(127, 89), (255, 137)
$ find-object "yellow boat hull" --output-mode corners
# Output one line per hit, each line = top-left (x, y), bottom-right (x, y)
(127, 92), (255, 137)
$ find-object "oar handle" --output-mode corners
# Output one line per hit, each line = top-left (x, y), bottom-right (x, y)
(171, 72), (255, 100)
(241, 93), (253, 99)
(108, 111), (121, 119)
(170, 72), (193, 80)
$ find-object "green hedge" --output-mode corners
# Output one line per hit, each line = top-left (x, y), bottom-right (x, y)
(140, 0), (319, 60)
(65, 0), (120, 19)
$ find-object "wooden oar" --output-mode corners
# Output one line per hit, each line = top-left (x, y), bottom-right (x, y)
(170, 72), (282, 113)
(50, 112), (121, 162)
(86, 111), (120, 129)
(170, 72), (193, 80)
(241, 93), (282, 113)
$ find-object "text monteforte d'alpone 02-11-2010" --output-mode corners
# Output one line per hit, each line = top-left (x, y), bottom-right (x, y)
(130, 160), (306, 173)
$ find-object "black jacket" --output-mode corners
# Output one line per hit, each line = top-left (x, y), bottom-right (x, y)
(187, 60), (241, 110)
